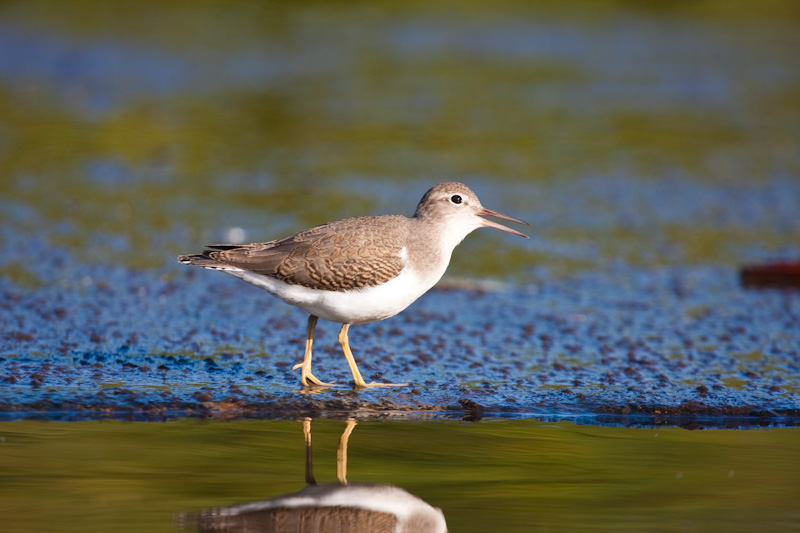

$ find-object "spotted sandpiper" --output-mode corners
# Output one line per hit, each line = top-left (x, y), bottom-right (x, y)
(193, 418), (448, 532)
(178, 182), (529, 388)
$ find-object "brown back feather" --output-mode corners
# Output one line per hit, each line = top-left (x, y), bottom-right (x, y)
(204, 216), (408, 291)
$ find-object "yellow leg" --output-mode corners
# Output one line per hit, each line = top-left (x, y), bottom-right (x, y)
(338, 323), (366, 386)
(338, 324), (408, 388)
(291, 315), (336, 387)
(303, 417), (316, 485)
(336, 418), (357, 484)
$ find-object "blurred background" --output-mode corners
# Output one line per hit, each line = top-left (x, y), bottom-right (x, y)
(1, 3), (799, 531)
(1, 0), (798, 284)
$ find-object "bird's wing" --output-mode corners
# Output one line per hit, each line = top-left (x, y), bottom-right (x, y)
(204, 216), (408, 291)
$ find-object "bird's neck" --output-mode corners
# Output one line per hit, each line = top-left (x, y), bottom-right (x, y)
(406, 216), (473, 284)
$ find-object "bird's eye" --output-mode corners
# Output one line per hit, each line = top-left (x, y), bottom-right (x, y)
(450, 194), (463, 205)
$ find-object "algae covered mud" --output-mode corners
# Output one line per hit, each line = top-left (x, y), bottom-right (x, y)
(1, 256), (798, 423)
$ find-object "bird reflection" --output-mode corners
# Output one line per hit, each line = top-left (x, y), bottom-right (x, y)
(192, 418), (447, 532)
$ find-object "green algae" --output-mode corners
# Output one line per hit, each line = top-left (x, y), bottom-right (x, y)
(2, 1), (799, 277)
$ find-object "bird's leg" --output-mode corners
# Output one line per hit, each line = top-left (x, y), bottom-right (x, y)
(338, 324), (409, 388)
(303, 417), (316, 485)
(292, 315), (336, 387)
(336, 418), (357, 485)
(338, 323), (366, 387)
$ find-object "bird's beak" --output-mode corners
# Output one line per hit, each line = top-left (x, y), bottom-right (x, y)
(477, 208), (530, 238)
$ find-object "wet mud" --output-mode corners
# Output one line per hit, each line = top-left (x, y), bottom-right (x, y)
(1, 240), (798, 428)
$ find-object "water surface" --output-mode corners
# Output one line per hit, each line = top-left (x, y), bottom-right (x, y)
(1, 418), (798, 532)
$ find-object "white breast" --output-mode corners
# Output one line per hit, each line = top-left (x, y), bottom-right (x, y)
(227, 265), (440, 325)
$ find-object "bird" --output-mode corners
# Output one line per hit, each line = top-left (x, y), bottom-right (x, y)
(178, 182), (529, 388)
(192, 418), (448, 533)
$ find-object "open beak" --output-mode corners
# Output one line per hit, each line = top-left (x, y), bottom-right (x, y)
(477, 208), (530, 238)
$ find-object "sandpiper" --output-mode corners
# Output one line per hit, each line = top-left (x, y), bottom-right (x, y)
(178, 182), (528, 388)
(194, 418), (448, 532)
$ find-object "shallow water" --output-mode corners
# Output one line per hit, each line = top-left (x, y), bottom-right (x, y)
(0, 418), (798, 532)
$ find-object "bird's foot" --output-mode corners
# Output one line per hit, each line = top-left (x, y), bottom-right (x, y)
(355, 381), (410, 388)
(292, 362), (338, 388)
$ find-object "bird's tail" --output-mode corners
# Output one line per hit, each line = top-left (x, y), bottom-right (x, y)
(177, 253), (230, 270)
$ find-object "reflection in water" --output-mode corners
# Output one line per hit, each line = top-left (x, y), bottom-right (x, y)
(191, 419), (447, 532)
